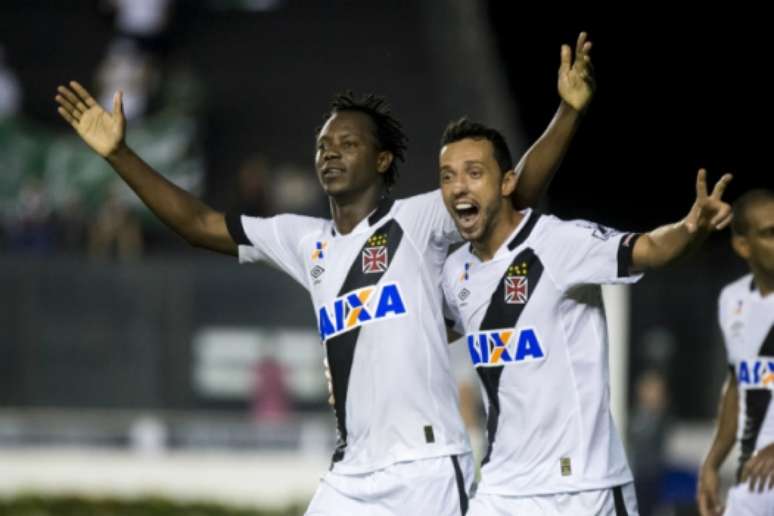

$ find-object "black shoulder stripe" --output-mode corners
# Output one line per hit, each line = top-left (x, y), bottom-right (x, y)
(507, 212), (541, 251)
(328, 326), (360, 466)
(735, 326), (774, 480)
(368, 197), (395, 226)
(478, 366), (504, 466)
(225, 212), (251, 246)
(617, 233), (642, 278)
(759, 326), (774, 358)
(477, 248), (544, 466)
(480, 248), (544, 330)
(337, 219), (403, 295)
(738, 390), (772, 481)
(326, 218), (404, 465)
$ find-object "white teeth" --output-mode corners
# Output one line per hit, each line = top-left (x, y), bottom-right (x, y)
(455, 203), (473, 210)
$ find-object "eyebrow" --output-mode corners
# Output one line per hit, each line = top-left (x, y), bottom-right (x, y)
(317, 131), (357, 142)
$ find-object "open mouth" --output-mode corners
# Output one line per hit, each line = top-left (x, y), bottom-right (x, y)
(454, 201), (480, 228)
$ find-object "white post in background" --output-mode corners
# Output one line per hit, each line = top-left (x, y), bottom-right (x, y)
(602, 284), (631, 445)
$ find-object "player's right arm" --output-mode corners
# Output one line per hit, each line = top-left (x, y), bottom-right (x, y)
(55, 81), (237, 256)
(697, 368), (738, 516)
(631, 169), (732, 272)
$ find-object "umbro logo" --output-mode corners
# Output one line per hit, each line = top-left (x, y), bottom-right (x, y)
(458, 288), (471, 301)
(311, 265), (325, 279)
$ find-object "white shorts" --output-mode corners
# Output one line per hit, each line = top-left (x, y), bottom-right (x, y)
(725, 483), (774, 516)
(468, 482), (639, 516)
(305, 453), (475, 516)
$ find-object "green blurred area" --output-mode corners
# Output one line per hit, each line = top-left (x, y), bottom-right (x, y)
(0, 495), (304, 516)
(0, 112), (203, 226)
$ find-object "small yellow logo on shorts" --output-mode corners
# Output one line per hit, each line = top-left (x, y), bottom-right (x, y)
(560, 457), (572, 476)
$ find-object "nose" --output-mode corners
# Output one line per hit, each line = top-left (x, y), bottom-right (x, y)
(450, 175), (468, 197)
(322, 145), (341, 161)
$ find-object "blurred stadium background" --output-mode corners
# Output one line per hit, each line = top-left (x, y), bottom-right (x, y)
(0, 2), (770, 515)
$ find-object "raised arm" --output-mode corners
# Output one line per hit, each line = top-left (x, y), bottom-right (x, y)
(632, 169), (732, 271)
(512, 32), (595, 208)
(55, 81), (237, 255)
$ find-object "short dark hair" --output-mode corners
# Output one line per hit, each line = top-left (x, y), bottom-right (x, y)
(321, 92), (408, 190)
(731, 188), (774, 235)
(440, 117), (513, 173)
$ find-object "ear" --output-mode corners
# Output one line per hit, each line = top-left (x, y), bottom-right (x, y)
(732, 234), (750, 260)
(376, 151), (394, 175)
(501, 168), (518, 198)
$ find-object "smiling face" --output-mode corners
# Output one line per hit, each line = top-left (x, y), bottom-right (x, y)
(439, 137), (517, 244)
(314, 111), (392, 200)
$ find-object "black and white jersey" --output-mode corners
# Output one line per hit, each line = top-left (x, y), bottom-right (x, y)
(718, 274), (774, 479)
(442, 209), (642, 496)
(227, 191), (470, 474)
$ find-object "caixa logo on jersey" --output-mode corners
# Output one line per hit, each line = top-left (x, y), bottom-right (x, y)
(467, 327), (545, 367)
(737, 358), (774, 388)
(318, 283), (407, 341)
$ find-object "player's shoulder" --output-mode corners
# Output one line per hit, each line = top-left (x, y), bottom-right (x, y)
(273, 213), (329, 230)
(443, 243), (471, 279)
(393, 189), (443, 216)
(719, 273), (755, 306)
(445, 242), (470, 268)
(527, 212), (588, 238)
(268, 213), (331, 245)
(535, 213), (628, 246)
(397, 189), (442, 205)
(524, 212), (581, 247)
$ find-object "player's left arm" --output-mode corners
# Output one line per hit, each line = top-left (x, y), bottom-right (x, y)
(631, 169), (732, 271)
(512, 32), (595, 209)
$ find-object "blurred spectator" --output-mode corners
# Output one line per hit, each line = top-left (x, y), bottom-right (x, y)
(251, 357), (291, 423)
(54, 191), (88, 253)
(232, 154), (273, 217)
(88, 182), (143, 260)
(107, 0), (174, 38)
(629, 369), (671, 516)
(0, 45), (21, 120)
(5, 177), (56, 254)
(96, 39), (161, 123)
(271, 162), (325, 215)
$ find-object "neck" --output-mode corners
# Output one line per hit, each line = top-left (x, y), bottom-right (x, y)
(751, 267), (774, 297)
(328, 185), (385, 235)
(472, 207), (525, 261)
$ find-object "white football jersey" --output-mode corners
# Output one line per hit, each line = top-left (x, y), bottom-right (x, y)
(442, 209), (642, 496)
(718, 274), (774, 479)
(227, 191), (471, 474)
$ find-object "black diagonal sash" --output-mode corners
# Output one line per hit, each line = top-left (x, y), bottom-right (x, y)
(326, 218), (404, 465)
(738, 323), (774, 480)
(476, 247), (544, 466)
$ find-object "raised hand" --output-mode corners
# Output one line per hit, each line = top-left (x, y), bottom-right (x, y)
(685, 169), (733, 233)
(558, 32), (595, 112)
(55, 81), (125, 157)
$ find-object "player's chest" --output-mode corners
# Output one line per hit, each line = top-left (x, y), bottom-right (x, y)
(306, 230), (413, 306)
(726, 297), (774, 358)
(454, 257), (549, 328)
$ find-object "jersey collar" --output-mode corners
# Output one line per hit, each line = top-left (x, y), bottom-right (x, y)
(331, 197), (395, 237)
(467, 208), (539, 262)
